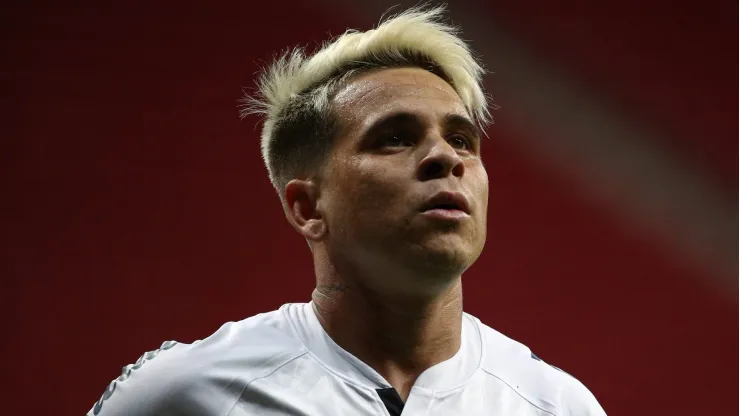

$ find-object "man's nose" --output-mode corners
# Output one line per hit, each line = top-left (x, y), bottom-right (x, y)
(416, 136), (465, 181)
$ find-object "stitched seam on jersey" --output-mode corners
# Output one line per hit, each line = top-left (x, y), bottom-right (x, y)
(282, 303), (310, 353)
(215, 375), (242, 416)
(223, 350), (310, 416)
(480, 367), (559, 416)
(453, 314), (485, 389)
(422, 393), (435, 415)
(304, 349), (380, 391)
(423, 314), (486, 396)
(471, 315), (485, 374)
(282, 303), (384, 392)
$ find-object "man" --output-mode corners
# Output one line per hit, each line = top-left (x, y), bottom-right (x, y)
(88, 5), (606, 415)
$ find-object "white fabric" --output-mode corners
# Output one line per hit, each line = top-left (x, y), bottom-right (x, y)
(87, 302), (606, 415)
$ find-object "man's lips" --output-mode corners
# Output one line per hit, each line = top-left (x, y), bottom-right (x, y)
(420, 191), (471, 214)
(421, 208), (470, 220)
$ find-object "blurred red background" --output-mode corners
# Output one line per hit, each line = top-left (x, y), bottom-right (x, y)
(2, 1), (737, 414)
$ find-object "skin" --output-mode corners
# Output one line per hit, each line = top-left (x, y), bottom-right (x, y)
(284, 67), (489, 401)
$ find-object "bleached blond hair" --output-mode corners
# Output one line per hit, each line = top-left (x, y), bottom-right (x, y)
(240, 4), (491, 206)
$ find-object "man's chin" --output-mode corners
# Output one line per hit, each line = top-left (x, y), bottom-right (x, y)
(404, 243), (473, 277)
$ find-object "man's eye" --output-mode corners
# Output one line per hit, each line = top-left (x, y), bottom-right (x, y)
(448, 135), (472, 150)
(382, 135), (413, 147)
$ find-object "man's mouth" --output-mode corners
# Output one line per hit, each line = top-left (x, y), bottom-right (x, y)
(420, 191), (471, 214)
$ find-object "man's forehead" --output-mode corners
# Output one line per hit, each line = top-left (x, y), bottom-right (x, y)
(334, 67), (461, 107)
(332, 68), (469, 130)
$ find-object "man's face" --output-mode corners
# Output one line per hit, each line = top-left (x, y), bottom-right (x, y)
(318, 67), (489, 295)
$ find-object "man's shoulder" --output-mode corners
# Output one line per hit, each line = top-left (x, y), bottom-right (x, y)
(469, 315), (606, 416)
(87, 304), (308, 416)
(187, 303), (308, 365)
(149, 303), (307, 377)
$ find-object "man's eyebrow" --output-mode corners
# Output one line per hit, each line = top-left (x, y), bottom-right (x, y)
(362, 111), (420, 136)
(360, 111), (481, 139)
(443, 113), (482, 140)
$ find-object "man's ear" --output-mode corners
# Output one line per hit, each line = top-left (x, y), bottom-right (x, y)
(284, 179), (327, 241)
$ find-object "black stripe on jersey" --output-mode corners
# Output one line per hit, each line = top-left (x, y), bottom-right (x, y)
(531, 351), (574, 378)
(376, 388), (404, 416)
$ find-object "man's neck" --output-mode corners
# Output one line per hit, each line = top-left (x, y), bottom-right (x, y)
(311, 271), (463, 401)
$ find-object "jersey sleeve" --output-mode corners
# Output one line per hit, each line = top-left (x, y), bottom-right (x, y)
(86, 340), (189, 416)
(561, 375), (607, 416)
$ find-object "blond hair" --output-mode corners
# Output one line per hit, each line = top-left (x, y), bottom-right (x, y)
(241, 4), (491, 204)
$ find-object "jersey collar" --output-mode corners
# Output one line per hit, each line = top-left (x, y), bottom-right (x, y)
(284, 302), (483, 393)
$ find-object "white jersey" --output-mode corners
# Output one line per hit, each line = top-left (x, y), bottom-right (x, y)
(87, 303), (606, 415)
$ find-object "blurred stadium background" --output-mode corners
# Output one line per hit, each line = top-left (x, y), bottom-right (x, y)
(2, 0), (737, 414)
